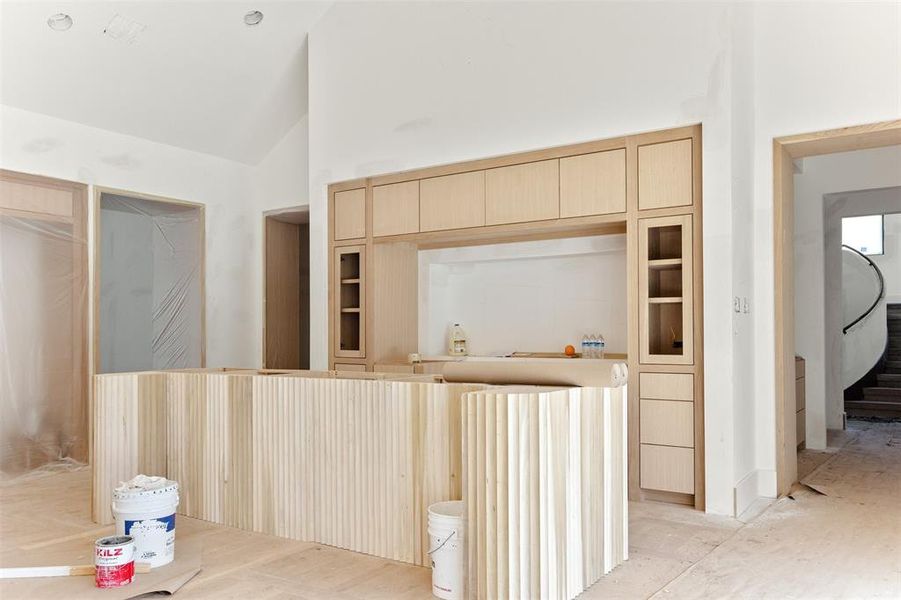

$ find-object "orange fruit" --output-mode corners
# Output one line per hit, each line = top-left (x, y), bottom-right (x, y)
(564, 345), (576, 356)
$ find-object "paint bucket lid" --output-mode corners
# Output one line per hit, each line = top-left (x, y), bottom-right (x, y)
(113, 474), (178, 500)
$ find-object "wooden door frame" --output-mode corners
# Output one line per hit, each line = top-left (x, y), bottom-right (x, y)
(772, 119), (901, 495)
(92, 186), (206, 376)
(261, 206), (310, 369)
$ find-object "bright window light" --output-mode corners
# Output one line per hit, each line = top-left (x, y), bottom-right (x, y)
(842, 215), (884, 256)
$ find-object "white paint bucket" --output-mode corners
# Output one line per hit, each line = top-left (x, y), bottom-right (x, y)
(111, 475), (179, 569)
(428, 500), (464, 600)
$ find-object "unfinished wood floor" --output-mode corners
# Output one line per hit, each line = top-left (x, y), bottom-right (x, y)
(1, 420), (898, 599)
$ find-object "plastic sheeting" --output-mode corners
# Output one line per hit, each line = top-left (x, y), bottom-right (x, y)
(99, 194), (202, 373)
(0, 215), (88, 477)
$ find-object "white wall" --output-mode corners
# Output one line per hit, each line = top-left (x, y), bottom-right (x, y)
(307, 1), (901, 515)
(793, 148), (901, 447)
(750, 1), (900, 490)
(418, 236), (626, 357)
(0, 104), (259, 367)
(308, 0), (740, 515)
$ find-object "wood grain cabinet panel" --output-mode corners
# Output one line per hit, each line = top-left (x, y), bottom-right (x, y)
(638, 139), (693, 210)
(639, 372), (694, 401)
(640, 399), (694, 447)
(334, 363), (367, 372)
(485, 159), (559, 225)
(640, 444), (694, 494)
(419, 171), (486, 232)
(333, 188), (366, 240)
(373, 181), (420, 237)
(560, 149), (626, 217)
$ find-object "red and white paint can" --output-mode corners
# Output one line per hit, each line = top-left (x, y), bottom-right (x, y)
(94, 535), (136, 588)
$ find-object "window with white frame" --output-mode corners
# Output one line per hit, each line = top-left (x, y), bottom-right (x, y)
(842, 214), (884, 256)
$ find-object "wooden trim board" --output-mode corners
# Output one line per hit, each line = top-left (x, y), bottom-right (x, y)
(92, 186), (207, 377)
(772, 119), (901, 496)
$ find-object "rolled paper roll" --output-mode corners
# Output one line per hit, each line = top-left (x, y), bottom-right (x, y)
(441, 359), (629, 388)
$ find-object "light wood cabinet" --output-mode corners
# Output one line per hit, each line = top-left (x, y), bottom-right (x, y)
(639, 214), (694, 364)
(796, 356), (806, 448)
(333, 188), (366, 240)
(334, 245), (365, 358)
(639, 372), (693, 401)
(420, 171), (486, 232)
(560, 149), (626, 217)
(638, 139), (693, 210)
(640, 399), (694, 447)
(485, 159), (559, 225)
(335, 362), (367, 372)
(373, 181), (420, 237)
(640, 445), (694, 494)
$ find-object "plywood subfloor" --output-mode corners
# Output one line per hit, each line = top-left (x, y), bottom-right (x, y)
(1, 420), (898, 599)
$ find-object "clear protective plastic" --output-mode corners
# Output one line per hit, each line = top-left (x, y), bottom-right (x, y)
(98, 194), (202, 373)
(0, 212), (88, 476)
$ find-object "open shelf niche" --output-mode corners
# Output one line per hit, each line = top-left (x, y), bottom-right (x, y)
(640, 216), (693, 364)
(335, 245), (365, 357)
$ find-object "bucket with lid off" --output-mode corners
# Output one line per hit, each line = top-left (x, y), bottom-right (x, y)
(428, 500), (464, 600)
(111, 475), (179, 569)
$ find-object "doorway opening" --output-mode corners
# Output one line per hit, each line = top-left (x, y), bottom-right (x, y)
(773, 119), (901, 495)
(263, 207), (310, 369)
(95, 188), (205, 374)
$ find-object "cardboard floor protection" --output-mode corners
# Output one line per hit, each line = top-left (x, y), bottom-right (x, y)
(0, 538), (201, 599)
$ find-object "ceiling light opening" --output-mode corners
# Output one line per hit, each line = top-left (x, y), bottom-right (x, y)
(47, 13), (73, 31)
(244, 10), (264, 26)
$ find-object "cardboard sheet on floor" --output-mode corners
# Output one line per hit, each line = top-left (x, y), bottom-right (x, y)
(0, 538), (201, 599)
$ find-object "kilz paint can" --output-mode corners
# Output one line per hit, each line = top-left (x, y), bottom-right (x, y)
(94, 535), (136, 588)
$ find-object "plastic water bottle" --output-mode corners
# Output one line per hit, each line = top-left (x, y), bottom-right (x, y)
(588, 334), (597, 358)
(581, 335), (590, 358)
(596, 334), (606, 359)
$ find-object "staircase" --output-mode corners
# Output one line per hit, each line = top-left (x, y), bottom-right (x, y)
(846, 303), (901, 419)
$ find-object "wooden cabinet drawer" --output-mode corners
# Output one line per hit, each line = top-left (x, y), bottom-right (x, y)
(639, 372), (693, 401)
(334, 188), (366, 240)
(334, 362), (367, 372)
(485, 160), (559, 225)
(640, 444), (694, 494)
(560, 149), (626, 217)
(373, 181), (419, 237)
(420, 171), (485, 232)
(638, 139), (693, 210)
(640, 399), (694, 447)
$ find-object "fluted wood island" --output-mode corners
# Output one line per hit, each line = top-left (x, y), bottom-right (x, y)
(93, 366), (627, 599)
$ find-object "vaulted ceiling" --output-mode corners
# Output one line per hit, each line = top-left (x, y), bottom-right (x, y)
(0, 1), (330, 164)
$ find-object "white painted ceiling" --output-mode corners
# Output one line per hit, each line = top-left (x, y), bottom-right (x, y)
(0, 1), (330, 164)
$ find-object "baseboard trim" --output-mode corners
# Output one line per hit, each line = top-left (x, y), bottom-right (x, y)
(734, 469), (776, 517)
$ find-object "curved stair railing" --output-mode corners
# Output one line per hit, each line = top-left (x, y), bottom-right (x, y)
(842, 244), (885, 334)
(842, 245), (887, 390)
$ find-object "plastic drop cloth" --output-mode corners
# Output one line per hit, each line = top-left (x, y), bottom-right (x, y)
(0, 215), (88, 477)
(99, 194), (202, 373)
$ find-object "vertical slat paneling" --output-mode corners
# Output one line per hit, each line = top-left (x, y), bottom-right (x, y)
(95, 374), (485, 568)
(462, 385), (628, 600)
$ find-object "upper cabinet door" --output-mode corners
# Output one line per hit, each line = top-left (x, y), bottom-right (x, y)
(333, 188), (366, 240)
(638, 139), (693, 210)
(560, 149), (626, 218)
(373, 180), (420, 237)
(485, 159), (559, 226)
(420, 171), (486, 232)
